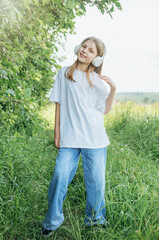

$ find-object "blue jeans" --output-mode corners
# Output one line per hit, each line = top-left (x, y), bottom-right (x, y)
(42, 147), (107, 230)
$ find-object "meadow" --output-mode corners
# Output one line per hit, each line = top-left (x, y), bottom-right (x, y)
(0, 101), (159, 240)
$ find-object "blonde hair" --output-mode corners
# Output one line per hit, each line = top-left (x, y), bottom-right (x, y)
(64, 36), (105, 87)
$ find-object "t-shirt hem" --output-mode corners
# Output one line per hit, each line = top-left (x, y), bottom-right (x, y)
(59, 143), (110, 148)
(49, 98), (60, 104)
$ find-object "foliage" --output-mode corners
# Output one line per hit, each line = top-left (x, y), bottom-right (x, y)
(0, 0), (122, 134)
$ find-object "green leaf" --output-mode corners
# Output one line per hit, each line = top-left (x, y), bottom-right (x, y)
(6, 89), (16, 96)
(115, 2), (122, 10)
(0, 69), (7, 76)
(100, 8), (105, 14)
(24, 88), (31, 98)
(110, 5), (114, 13)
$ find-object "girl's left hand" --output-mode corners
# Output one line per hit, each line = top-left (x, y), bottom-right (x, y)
(98, 75), (116, 90)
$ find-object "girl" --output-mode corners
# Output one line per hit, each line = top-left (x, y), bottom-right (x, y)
(42, 36), (116, 237)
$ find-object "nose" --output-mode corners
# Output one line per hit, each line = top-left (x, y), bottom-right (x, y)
(82, 47), (88, 54)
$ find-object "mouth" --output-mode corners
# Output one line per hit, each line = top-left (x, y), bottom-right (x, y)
(80, 53), (86, 58)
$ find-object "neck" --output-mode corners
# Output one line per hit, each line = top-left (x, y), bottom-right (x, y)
(76, 62), (89, 72)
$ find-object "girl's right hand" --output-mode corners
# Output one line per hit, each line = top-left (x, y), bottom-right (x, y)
(54, 129), (60, 149)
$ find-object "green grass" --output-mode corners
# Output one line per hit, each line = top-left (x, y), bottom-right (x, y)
(0, 101), (159, 240)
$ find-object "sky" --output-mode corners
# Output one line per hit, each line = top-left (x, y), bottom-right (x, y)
(57, 0), (159, 93)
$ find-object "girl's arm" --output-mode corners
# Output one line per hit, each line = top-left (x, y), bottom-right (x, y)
(104, 88), (116, 115)
(54, 102), (60, 148)
(98, 75), (117, 115)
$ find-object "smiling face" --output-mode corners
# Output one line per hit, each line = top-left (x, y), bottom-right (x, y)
(77, 40), (98, 67)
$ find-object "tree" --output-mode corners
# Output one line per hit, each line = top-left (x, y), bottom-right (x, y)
(143, 97), (149, 104)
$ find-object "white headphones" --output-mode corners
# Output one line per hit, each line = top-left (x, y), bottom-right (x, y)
(74, 41), (106, 67)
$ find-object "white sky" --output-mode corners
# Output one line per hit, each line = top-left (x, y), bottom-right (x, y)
(57, 0), (159, 93)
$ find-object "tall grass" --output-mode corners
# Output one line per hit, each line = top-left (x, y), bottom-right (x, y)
(105, 102), (159, 160)
(0, 101), (158, 240)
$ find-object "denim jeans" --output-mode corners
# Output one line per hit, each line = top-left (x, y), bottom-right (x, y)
(42, 147), (107, 230)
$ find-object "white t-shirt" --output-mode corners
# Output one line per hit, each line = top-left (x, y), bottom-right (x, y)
(49, 66), (110, 148)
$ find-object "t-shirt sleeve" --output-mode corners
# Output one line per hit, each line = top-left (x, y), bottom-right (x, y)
(96, 80), (112, 114)
(49, 70), (61, 104)
(96, 95), (107, 114)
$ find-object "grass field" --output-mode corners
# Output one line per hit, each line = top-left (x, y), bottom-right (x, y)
(0, 101), (159, 240)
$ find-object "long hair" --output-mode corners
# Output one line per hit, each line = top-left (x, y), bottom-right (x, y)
(64, 36), (105, 87)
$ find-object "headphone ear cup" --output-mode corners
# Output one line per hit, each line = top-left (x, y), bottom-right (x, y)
(92, 56), (103, 67)
(74, 44), (81, 55)
(92, 44), (106, 67)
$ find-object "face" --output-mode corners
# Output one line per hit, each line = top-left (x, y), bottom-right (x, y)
(77, 40), (98, 66)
